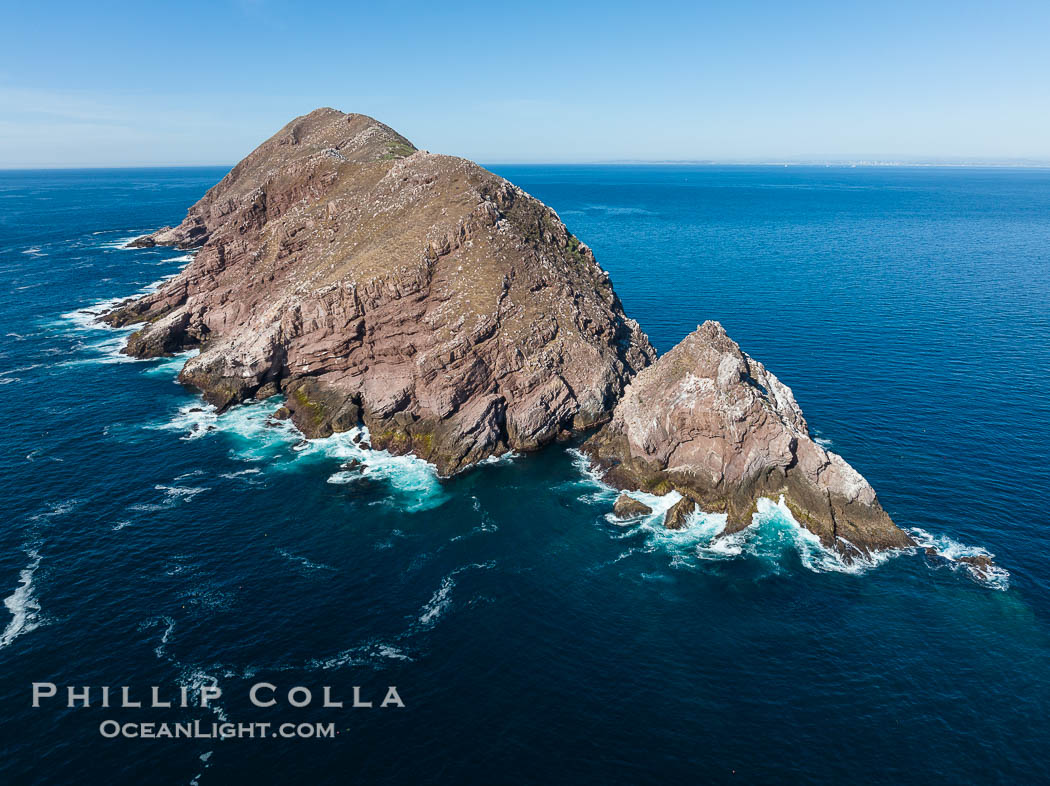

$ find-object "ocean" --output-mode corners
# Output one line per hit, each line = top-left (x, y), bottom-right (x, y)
(0, 164), (1048, 784)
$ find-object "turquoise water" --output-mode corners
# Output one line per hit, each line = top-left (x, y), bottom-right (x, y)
(0, 165), (1048, 784)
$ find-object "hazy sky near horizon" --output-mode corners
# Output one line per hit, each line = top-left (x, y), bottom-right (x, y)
(2, 0), (1049, 167)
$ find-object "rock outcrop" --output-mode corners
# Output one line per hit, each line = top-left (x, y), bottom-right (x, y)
(583, 321), (913, 557)
(612, 494), (653, 519)
(663, 497), (696, 531)
(103, 108), (655, 474)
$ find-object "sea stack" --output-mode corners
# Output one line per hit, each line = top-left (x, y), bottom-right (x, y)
(104, 108), (655, 474)
(582, 321), (914, 557)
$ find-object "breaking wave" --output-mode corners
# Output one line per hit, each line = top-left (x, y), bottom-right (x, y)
(909, 527), (1010, 590)
(313, 560), (495, 670)
(276, 548), (335, 574)
(98, 232), (148, 250)
(310, 428), (448, 512)
(130, 484), (208, 512)
(1, 549), (44, 649)
(151, 396), (448, 512)
(571, 449), (1004, 586)
(415, 561), (495, 631)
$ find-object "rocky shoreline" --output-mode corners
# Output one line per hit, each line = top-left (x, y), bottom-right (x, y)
(104, 107), (918, 559)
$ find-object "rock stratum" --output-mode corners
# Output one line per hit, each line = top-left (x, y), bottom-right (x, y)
(582, 322), (914, 557)
(105, 108), (654, 474)
(105, 107), (913, 556)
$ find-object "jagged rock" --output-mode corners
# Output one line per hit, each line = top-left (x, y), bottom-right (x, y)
(925, 549), (999, 579)
(583, 321), (913, 557)
(663, 497), (695, 530)
(105, 108), (654, 475)
(612, 493), (652, 518)
(957, 554), (997, 579)
(256, 381), (280, 400)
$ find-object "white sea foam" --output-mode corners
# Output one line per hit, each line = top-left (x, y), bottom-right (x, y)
(219, 468), (263, 484)
(0, 363), (42, 378)
(189, 748), (214, 786)
(306, 428), (449, 512)
(178, 668), (228, 722)
(909, 527), (1010, 590)
(374, 529), (405, 551)
(450, 519), (498, 543)
(29, 498), (81, 523)
(475, 451), (520, 467)
(572, 448), (913, 576)
(57, 257), (188, 348)
(183, 585), (233, 611)
(566, 447), (608, 487)
(309, 641), (414, 671)
(277, 548), (335, 573)
(415, 561), (495, 631)
(151, 402), (223, 441)
(139, 615), (177, 659)
(740, 497), (894, 574)
(307, 563), (496, 671)
(99, 233), (147, 250)
(582, 204), (656, 216)
(58, 285), (194, 367)
(131, 484), (207, 512)
(174, 412), (451, 509)
(1, 549), (43, 649)
(418, 575), (455, 628)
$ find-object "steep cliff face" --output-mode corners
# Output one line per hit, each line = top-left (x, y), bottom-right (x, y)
(104, 108), (655, 474)
(582, 321), (914, 557)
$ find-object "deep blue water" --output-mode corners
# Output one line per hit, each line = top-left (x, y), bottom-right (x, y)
(1, 165), (1049, 784)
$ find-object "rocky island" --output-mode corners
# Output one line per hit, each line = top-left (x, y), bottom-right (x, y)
(105, 107), (914, 558)
(105, 108), (654, 474)
(584, 322), (914, 557)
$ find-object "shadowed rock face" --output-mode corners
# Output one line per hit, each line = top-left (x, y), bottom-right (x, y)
(582, 321), (914, 557)
(103, 108), (655, 474)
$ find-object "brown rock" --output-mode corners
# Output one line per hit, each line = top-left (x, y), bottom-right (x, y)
(663, 497), (695, 530)
(583, 321), (913, 557)
(255, 381), (280, 400)
(612, 493), (653, 518)
(957, 554), (997, 579)
(103, 108), (654, 474)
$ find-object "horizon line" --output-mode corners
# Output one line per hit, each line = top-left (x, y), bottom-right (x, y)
(3, 159), (1050, 172)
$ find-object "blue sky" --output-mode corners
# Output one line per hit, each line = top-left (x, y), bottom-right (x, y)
(2, 0), (1048, 166)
